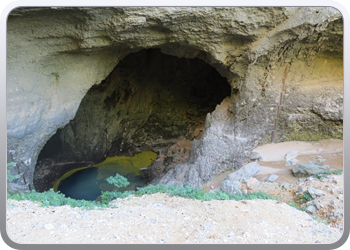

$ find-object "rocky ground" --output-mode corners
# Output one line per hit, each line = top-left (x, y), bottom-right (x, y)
(203, 139), (344, 230)
(5, 139), (344, 244)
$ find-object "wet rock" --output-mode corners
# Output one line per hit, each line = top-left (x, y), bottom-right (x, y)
(266, 174), (279, 182)
(292, 162), (331, 177)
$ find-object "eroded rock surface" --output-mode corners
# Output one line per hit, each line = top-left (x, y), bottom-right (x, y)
(6, 7), (343, 192)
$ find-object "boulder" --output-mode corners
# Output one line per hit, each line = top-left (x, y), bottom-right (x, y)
(285, 158), (298, 166)
(306, 205), (317, 214)
(307, 186), (325, 199)
(220, 180), (242, 195)
(225, 162), (260, 181)
(266, 174), (279, 183)
(250, 152), (263, 161)
(245, 177), (260, 189)
(285, 150), (298, 166)
(292, 162), (331, 177)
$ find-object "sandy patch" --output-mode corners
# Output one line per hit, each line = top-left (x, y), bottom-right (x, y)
(206, 138), (343, 190)
(252, 139), (343, 182)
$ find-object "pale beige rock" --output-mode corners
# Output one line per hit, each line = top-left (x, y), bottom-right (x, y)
(7, 7), (343, 193)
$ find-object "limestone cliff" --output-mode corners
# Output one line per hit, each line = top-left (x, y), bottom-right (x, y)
(6, 7), (343, 192)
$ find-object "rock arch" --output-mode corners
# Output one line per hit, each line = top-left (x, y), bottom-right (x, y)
(33, 48), (233, 191)
(6, 7), (343, 193)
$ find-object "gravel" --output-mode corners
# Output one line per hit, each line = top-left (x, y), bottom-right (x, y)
(6, 193), (343, 244)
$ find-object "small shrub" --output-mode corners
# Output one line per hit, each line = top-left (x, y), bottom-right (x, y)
(312, 170), (343, 179)
(288, 202), (307, 212)
(320, 220), (328, 225)
(7, 162), (19, 182)
(302, 191), (313, 202)
(99, 173), (132, 204)
(106, 174), (130, 189)
(7, 189), (109, 210)
(289, 202), (298, 209)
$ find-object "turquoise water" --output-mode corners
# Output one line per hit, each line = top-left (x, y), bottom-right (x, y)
(55, 151), (157, 201)
(57, 167), (147, 201)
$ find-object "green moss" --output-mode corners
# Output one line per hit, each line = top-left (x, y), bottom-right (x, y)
(260, 134), (273, 145)
(94, 151), (158, 179)
(285, 130), (343, 141)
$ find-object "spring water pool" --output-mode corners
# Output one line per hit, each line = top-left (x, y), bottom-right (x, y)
(53, 151), (157, 201)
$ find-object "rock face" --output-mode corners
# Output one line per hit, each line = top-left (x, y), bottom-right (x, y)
(33, 49), (231, 191)
(6, 7), (343, 192)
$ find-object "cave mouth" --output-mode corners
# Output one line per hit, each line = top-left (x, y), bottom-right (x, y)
(34, 48), (232, 192)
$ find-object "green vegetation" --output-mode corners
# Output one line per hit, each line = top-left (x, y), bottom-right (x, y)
(106, 174), (130, 188)
(288, 170), (343, 224)
(284, 130), (343, 142)
(301, 191), (313, 203)
(320, 220), (328, 226)
(7, 162), (19, 182)
(260, 130), (343, 146)
(101, 173), (131, 204)
(131, 183), (279, 202)
(311, 215), (329, 225)
(8, 189), (112, 210)
(7, 164), (342, 213)
(312, 170), (343, 180)
(288, 202), (307, 212)
(7, 172), (279, 210)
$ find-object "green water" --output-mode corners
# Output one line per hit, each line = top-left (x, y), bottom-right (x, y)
(54, 151), (157, 201)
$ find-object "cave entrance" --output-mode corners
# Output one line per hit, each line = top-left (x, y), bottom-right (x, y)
(34, 48), (231, 196)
